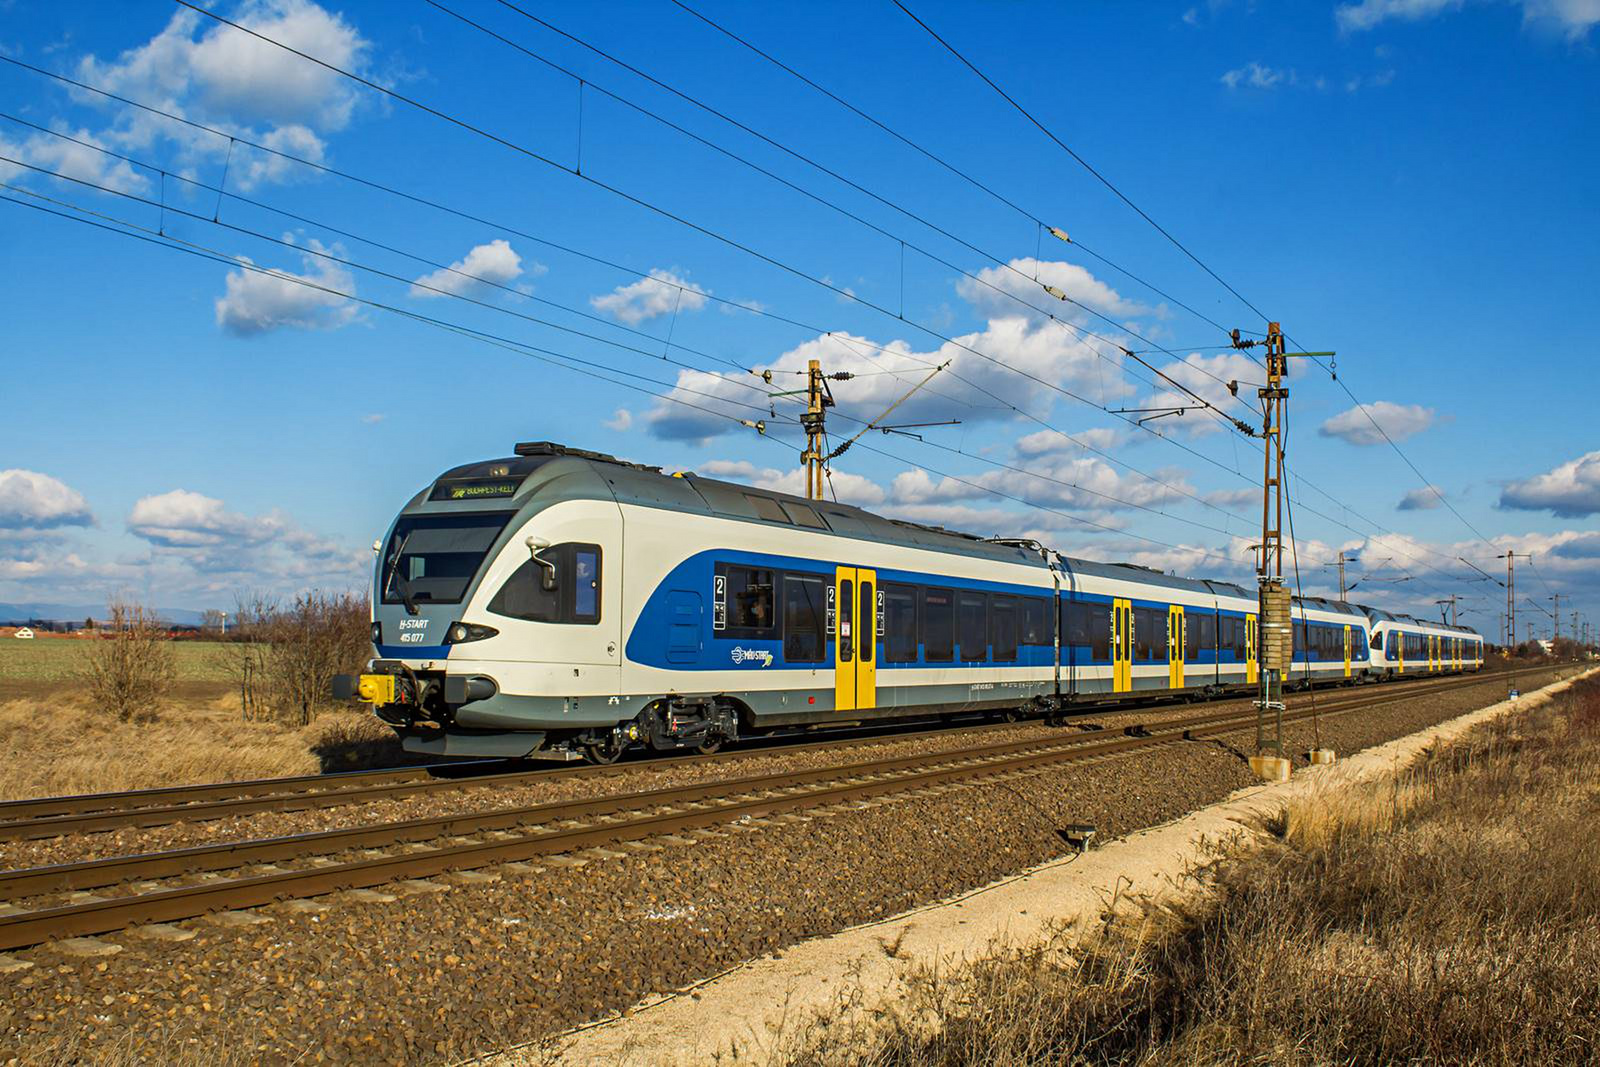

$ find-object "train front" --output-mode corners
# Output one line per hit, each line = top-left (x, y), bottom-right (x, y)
(333, 444), (623, 759)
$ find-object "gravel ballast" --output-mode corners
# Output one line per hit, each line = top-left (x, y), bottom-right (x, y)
(0, 667), (1571, 1064)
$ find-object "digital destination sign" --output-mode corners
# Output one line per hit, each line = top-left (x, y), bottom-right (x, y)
(429, 478), (522, 501)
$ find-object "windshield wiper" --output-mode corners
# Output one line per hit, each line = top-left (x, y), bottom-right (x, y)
(383, 531), (420, 617)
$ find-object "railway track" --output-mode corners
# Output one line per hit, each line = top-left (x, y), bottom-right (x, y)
(0, 666), (1543, 843)
(0, 665), (1567, 952)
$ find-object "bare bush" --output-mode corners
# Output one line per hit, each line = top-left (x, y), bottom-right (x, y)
(83, 600), (176, 722)
(235, 591), (371, 726)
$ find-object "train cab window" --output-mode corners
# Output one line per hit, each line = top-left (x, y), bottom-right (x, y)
(384, 511), (514, 607)
(782, 574), (826, 662)
(1022, 598), (1049, 646)
(780, 501), (827, 529)
(991, 596), (1018, 663)
(714, 565), (776, 637)
(922, 588), (955, 662)
(958, 592), (988, 662)
(487, 542), (602, 624)
(744, 495), (790, 523)
(884, 585), (918, 662)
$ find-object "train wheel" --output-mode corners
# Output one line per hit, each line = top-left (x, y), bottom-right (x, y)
(584, 737), (626, 765)
(695, 735), (724, 755)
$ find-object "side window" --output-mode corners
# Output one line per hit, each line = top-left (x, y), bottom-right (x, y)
(1089, 603), (1111, 660)
(487, 543), (602, 625)
(923, 588), (954, 662)
(1185, 613), (1201, 659)
(992, 596), (1018, 663)
(782, 573), (826, 663)
(715, 565), (776, 637)
(859, 580), (874, 664)
(958, 592), (988, 662)
(1022, 598), (1048, 645)
(884, 585), (918, 662)
(1230, 616), (1246, 659)
(1133, 607), (1160, 661)
(1199, 613), (1216, 652)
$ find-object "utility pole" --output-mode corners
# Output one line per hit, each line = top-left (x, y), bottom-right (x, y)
(1230, 324), (1334, 777)
(1497, 551), (1529, 649)
(799, 359), (829, 501)
(1435, 595), (1458, 626)
(1551, 594), (1561, 642)
(1324, 551), (1357, 601)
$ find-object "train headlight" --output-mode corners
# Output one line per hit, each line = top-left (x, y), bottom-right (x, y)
(370, 622), (382, 644)
(446, 621), (499, 644)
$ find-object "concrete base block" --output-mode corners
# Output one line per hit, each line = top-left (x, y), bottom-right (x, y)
(127, 923), (197, 942)
(1309, 748), (1337, 766)
(1249, 755), (1292, 782)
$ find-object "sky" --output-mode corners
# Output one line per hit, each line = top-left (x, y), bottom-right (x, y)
(1, 0), (1597, 641)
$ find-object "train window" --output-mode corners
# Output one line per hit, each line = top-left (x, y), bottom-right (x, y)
(991, 597), (1018, 663)
(782, 574), (826, 663)
(884, 585), (918, 662)
(859, 581), (874, 664)
(487, 542), (602, 625)
(1089, 603), (1111, 660)
(715, 565), (776, 637)
(744, 495), (790, 523)
(1022, 598), (1049, 645)
(958, 592), (988, 662)
(923, 588), (954, 662)
(1133, 607), (1163, 661)
(1229, 616), (1246, 659)
(1199, 614), (1217, 652)
(383, 511), (514, 607)
(780, 501), (827, 529)
(1185, 613), (1201, 660)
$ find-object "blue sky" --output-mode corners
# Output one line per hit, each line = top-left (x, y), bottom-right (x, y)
(1, 0), (1596, 641)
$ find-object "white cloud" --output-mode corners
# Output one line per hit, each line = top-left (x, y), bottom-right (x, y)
(956, 258), (1153, 322)
(1203, 487), (1261, 511)
(1221, 62), (1289, 89)
(591, 269), (708, 325)
(1398, 485), (1444, 511)
(1015, 427), (1123, 457)
(0, 471), (94, 530)
(409, 239), (527, 300)
(360, 413), (384, 425)
(61, 1), (372, 191)
(1499, 450), (1600, 517)
(698, 460), (887, 508)
(1335, 0), (1598, 38)
(128, 489), (268, 548)
(214, 238), (358, 336)
(1318, 401), (1437, 446)
(1137, 351), (1264, 437)
(605, 408), (633, 432)
(0, 125), (149, 195)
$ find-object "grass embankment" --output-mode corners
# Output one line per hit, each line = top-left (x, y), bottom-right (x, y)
(789, 677), (1600, 1066)
(0, 638), (413, 800)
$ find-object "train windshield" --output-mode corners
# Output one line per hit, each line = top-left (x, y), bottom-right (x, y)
(381, 512), (513, 607)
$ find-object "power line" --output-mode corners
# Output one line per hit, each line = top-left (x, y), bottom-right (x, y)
(890, 0), (1272, 326)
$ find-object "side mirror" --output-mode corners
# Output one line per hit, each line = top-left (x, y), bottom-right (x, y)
(525, 536), (558, 592)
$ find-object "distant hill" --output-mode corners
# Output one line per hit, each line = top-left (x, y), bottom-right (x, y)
(0, 602), (206, 627)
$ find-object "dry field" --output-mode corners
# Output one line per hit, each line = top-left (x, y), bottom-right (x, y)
(786, 677), (1600, 1066)
(0, 638), (410, 800)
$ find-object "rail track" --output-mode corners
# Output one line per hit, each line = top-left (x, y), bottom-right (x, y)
(0, 665), (1567, 951)
(0, 666), (1543, 843)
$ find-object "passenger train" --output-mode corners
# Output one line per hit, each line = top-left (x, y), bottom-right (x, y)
(335, 442), (1483, 763)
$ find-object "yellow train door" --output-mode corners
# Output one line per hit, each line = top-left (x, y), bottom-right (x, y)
(1112, 598), (1132, 693)
(1168, 605), (1185, 689)
(1343, 624), (1352, 679)
(1246, 614), (1258, 685)
(833, 567), (878, 712)
(1398, 632), (1406, 675)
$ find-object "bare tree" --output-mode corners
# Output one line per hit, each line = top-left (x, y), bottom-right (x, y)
(83, 599), (176, 722)
(236, 591), (371, 726)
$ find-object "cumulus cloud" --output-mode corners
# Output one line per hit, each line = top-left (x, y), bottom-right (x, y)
(1499, 450), (1600, 517)
(697, 460), (887, 508)
(605, 409), (633, 432)
(591, 269), (708, 325)
(0, 471), (94, 530)
(1137, 351), (1265, 437)
(956, 258), (1153, 322)
(0, 125), (149, 195)
(214, 238), (358, 335)
(1318, 401), (1436, 446)
(1398, 485), (1444, 511)
(1015, 427), (1123, 458)
(1221, 62), (1290, 89)
(128, 490), (268, 548)
(1335, 0), (1597, 38)
(409, 239), (530, 299)
(53, 1), (373, 191)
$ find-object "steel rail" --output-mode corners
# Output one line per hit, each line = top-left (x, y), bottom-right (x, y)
(0, 665), (1537, 841)
(0, 667), (1564, 950)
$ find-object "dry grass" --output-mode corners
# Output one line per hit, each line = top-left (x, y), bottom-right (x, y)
(0, 637), (232, 686)
(784, 678), (1600, 1066)
(0, 695), (413, 801)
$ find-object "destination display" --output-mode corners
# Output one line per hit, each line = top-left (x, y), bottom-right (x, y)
(429, 478), (522, 501)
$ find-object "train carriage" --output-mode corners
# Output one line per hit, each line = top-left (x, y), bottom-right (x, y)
(338, 442), (1478, 763)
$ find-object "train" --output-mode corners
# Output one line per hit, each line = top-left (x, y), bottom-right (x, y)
(334, 441), (1483, 763)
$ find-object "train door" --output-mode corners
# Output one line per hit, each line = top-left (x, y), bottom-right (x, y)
(1398, 632), (1406, 675)
(1429, 635), (1438, 673)
(1112, 598), (1132, 693)
(1343, 624), (1352, 679)
(1245, 614), (1258, 685)
(1168, 605), (1185, 690)
(833, 567), (877, 712)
